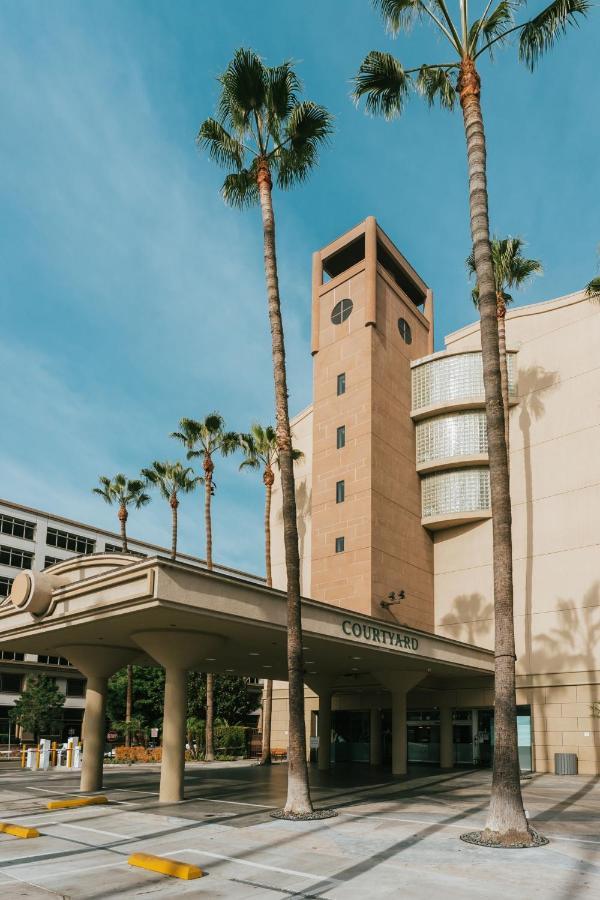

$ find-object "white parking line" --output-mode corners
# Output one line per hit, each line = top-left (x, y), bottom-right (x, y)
(181, 848), (340, 883)
(179, 795), (274, 809)
(52, 822), (131, 839)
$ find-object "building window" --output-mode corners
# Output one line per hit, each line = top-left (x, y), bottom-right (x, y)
(330, 298), (353, 325)
(336, 480), (345, 503)
(0, 650), (24, 661)
(0, 514), (35, 541)
(0, 672), (22, 693)
(335, 536), (345, 553)
(336, 426), (346, 449)
(44, 556), (62, 568)
(66, 678), (86, 697)
(337, 373), (346, 396)
(0, 545), (34, 570)
(36, 655), (71, 666)
(104, 542), (123, 553)
(398, 317), (412, 344)
(0, 576), (14, 598)
(47, 527), (95, 555)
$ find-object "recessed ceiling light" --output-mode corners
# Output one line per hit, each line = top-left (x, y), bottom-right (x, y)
(306, 661), (315, 665)
(206, 657), (216, 661)
(225, 668), (235, 672)
(351, 667), (359, 671)
(262, 665), (272, 669)
(303, 647), (310, 651)
(249, 652), (260, 656)
(351, 656), (361, 660)
(308, 670), (318, 674)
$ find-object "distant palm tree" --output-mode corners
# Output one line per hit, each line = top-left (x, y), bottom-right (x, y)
(353, 0), (589, 845)
(171, 414), (238, 761)
(93, 473), (150, 744)
(239, 424), (304, 765)
(468, 237), (542, 452)
(141, 461), (201, 559)
(93, 474), (150, 552)
(198, 48), (332, 816)
(586, 276), (600, 298)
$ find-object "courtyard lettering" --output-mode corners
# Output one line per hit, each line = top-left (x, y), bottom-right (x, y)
(342, 619), (419, 652)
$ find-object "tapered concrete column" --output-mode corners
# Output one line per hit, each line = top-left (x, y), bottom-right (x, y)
(370, 707), (382, 766)
(160, 667), (187, 802)
(57, 644), (134, 794)
(131, 630), (225, 803)
(317, 691), (332, 771)
(81, 676), (107, 792)
(440, 706), (454, 769)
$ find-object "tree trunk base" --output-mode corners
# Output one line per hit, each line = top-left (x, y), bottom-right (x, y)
(270, 808), (338, 821)
(460, 828), (548, 848)
(259, 755), (272, 766)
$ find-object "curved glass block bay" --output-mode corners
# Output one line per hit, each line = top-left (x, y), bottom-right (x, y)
(421, 468), (491, 520)
(416, 411), (488, 466)
(412, 352), (516, 412)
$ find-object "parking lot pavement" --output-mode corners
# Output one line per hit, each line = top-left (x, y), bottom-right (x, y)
(1, 762), (599, 898)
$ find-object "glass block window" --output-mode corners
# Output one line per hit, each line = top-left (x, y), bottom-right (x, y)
(335, 536), (345, 553)
(416, 411), (488, 465)
(0, 514), (35, 540)
(47, 528), (95, 555)
(0, 576), (14, 598)
(336, 425), (346, 449)
(337, 373), (346, 396)
(421, 469), (491, 519)
(412, 352), (517, 411)
(0, 545), (34, 570)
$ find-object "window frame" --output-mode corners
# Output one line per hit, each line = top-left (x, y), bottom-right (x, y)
(335, 480), (345, 504)
(330, 298), (353, 325)
(335, 536), (345, 554)
(337, 372), (346, 396)
(336, 425), (346, 450)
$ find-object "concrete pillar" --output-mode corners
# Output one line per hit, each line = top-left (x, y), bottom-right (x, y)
(317, 691), (332, 771)
(440, 706), (454, 769)
(391, 691), (408, 776)
(160, 667), (187, 803)
(81, 676), (107, 792)
(56, 644), (134, 794)
(370, 707), (382, 766)
(131, 630), (225, 803)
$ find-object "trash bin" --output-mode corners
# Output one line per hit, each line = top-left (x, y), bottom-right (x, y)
(554, 752), (578, 775)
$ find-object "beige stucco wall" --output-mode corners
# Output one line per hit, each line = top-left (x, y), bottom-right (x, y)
(435, 292), (600, 772)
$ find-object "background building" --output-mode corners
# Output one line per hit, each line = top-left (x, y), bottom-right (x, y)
(269, 217), (600, 774)
(0, 498), (260, 745)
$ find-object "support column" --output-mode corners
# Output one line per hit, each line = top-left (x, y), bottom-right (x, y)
(317, 691), (332, 771)
(80, 676), (107, 792)
(56, 644), (134, 794)
(370, 707), (382, 767)
(391, 691), (408, 776)
(160, 667), (187, 803)
(440, 706), (454, 769)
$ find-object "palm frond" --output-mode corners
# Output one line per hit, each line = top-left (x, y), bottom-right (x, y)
(416, 65), (458, 109)
(353, 51), (413, 119)
(586, 276), (600, 300)
(275, 102), (332, 189)
(471, 0), (516, 56)
(222, 168), (260, 208)
(375, 0), (423, 35)
(267, 61), (301, 124)
(519, 0), (590, 70)
(218, 48), (267, 131)
(197, 118), (245, 170)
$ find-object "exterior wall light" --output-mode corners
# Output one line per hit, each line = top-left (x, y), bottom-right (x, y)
(380, 589), (405, 610)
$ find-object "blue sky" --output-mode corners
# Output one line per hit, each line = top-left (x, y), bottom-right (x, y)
(1, 1), (598, 573)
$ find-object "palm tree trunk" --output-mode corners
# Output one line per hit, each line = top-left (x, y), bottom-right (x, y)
(261, 471), (274, 766)
(170, 494), (178, 560)
(204, 455), (213, 571)
(205, 672), (215, 762)
(257, 160), (312, 815)
(497, 302), (510, 455)
(125, 664), (133, 747)
(459, 58), (528, 841)
(118, 505), (128, 553)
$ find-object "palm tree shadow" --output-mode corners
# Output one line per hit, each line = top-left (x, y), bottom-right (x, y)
(440, 593), (493, 647)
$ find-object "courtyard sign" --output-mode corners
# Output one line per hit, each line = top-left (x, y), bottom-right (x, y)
(342, 619), (419, 652)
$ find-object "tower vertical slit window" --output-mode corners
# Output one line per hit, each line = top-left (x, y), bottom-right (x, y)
(336, 480), (345, 503)
(336, 426), (346, 449)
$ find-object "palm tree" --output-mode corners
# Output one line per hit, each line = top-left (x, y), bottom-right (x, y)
(586, 276), (600, 298)
(141, 461), (201, 559)
(172, 413), (238, 761)
(353, 0), (589, 844)
(198, 49), (332, 816)
(239, 424), (304, 765)
(93, 473), (150, 552)
(93, 473), (150, 745)
(467, 237), (542, 452)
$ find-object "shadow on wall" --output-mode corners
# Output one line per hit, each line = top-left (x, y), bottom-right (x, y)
(439, 593), (493, 648)
(518, 364), (558, 678)
(532, 583), (600, 774)
(275, 478), (311, 594)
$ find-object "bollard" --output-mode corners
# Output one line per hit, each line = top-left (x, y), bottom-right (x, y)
(21, 745), (27, 768)
(51, 741), (57, 767)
